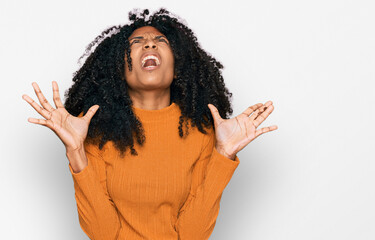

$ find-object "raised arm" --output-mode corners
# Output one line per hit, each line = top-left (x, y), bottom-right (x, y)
(174, 127), (240, 239)
(22, 81), (120, 239)
(67, 141), (121, 240)
(176, 101), (277, 239)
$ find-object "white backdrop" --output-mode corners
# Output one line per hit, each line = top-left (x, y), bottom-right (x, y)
(1, 0), (374, 239)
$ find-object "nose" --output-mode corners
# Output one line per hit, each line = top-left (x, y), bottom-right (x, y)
(143, 39), (157, 50)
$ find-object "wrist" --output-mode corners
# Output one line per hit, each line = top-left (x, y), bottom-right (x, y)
(215, 145), (236, 160)
(65, 142), (84, 154)
(66, 145), (87, 173)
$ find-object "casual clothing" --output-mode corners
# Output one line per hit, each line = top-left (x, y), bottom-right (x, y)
(68, 102), (240, 240)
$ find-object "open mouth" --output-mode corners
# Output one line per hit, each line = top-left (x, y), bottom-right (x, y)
(141, 54), (161, 71)
(142, 64), (159, 71)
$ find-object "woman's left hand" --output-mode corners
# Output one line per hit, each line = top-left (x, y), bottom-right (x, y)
(208, 101), (278, 160)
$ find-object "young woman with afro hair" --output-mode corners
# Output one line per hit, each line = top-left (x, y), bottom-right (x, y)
(23, 7), (277, 240)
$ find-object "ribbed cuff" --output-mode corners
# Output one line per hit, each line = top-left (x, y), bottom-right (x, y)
(211, 146), (240, 166)
(68, 161), (92, 180)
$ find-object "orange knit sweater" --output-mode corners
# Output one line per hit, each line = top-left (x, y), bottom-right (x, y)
(68, 102), (240, 240)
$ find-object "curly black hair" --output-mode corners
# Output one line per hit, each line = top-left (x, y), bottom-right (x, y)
(63, 7), (234, 157)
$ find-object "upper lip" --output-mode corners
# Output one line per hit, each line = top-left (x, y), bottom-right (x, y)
(140, 52), (161, 67)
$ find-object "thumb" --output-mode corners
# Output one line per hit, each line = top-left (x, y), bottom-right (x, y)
(207, 104), (223, 124)
(83, 105), (100, 122)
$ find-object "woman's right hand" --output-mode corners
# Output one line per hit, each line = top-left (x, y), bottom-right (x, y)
(22, 81), (99, 153)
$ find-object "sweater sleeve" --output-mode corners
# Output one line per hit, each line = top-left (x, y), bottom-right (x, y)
(174, 127), (240, 239)
(68, 141), (121, 240)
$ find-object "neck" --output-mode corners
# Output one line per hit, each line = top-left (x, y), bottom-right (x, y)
(128, 88), (171, 110)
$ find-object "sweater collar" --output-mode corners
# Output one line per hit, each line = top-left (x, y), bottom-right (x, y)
(132, 102), (180, 122)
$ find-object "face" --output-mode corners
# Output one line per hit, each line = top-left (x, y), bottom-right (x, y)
(124, 26), (175, 92)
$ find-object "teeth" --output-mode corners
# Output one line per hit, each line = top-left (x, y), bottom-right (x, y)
(141, 55), (160, 67)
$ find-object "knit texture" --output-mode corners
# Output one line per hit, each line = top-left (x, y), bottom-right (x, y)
(68, 102), (240, 240)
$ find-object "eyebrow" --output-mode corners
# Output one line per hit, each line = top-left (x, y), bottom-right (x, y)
(129, 35), (168, 42)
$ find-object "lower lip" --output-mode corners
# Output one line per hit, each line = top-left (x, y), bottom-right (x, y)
(141, 65), (160, 71)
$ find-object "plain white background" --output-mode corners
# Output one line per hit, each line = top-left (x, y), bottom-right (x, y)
(1, 0), (374, 239)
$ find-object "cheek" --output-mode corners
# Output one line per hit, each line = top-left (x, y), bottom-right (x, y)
(165, 51), (175, 67)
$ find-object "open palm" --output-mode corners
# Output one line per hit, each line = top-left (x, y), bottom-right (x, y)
(22, 81), (99, 152)
(208, 101), (278, 157)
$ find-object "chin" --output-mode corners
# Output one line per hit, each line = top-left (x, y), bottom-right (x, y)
(138, 78), (167, 88)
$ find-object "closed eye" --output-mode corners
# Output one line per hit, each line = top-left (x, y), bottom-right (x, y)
(130, 40), (140, 45)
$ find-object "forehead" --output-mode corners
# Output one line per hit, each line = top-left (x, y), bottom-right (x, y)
(129, 26), (164, 38)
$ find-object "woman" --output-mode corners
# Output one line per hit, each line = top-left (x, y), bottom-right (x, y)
(22, 8), (277, 240)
